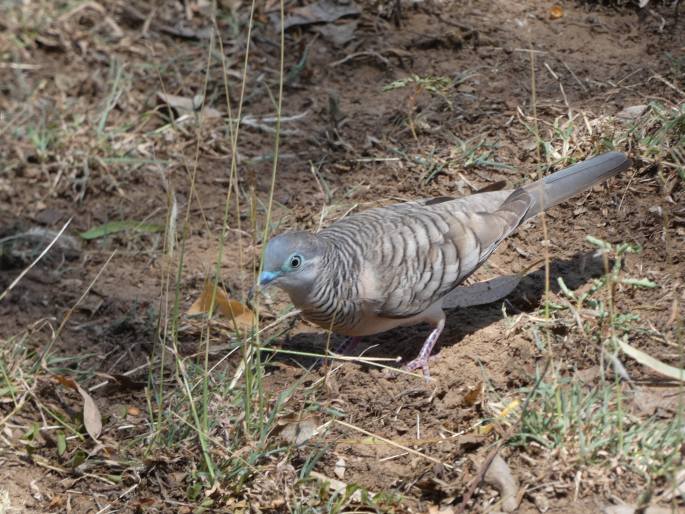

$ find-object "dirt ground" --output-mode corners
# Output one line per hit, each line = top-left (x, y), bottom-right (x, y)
(1, 0), (684, 512)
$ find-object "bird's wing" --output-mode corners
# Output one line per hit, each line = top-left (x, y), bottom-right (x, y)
(344, 188), (533, 319)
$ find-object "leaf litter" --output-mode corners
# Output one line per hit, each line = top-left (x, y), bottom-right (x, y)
(187, 279), (255, 332)
(53, 375), (102, 442)
(1, 0), (684, 512)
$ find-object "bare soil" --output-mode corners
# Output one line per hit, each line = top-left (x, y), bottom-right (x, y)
(1, 0), (683, 512)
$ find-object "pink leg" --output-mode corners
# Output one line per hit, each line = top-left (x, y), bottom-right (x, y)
(314, 336), (361, 367)
(404, 318), (446, 379)
(334, 336), (361, 355)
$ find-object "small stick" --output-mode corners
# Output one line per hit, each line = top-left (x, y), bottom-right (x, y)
(334, 419), (453, 469)
(456, 358), (552, 512)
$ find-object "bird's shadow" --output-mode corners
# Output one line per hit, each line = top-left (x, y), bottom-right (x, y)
(270, 251), (607, 371)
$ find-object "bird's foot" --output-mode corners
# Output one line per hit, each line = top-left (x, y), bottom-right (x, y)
(404, 354), (432, 379)
(333, 336), (361, 356)
(403, 319), (445, 380)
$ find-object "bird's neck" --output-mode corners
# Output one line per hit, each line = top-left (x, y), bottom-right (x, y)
(294, 239), (362, 332)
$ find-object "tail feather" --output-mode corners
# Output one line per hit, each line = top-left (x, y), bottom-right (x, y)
(521, 152), (632, 221)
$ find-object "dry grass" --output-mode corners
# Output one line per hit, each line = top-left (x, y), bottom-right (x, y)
(0, 0), (683, 512)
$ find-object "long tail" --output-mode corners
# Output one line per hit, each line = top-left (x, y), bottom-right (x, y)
(521, 152), (632, 221)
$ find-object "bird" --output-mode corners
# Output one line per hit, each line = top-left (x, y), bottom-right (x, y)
(258, 152), (632, 377)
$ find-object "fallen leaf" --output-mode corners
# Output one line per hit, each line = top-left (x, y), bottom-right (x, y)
(187, 281), (255, 331)
(549, 5), (563, 19)
(334, 457), (346, 479)
(54, 375), (102, 441)
(484, 455), (520, 512)
(77, 385), (102, 441)
(532, 492), (549, 513)
(462, 382), (483, 407)
(278, 414), (322, 446)
(157, 92), (222, 119)
(618, 339), (685, 381)
(47, 495), (65, 509)
(616, 104), (649, 121)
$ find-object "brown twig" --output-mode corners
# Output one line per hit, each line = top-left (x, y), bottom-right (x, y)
(456, 358), (552, 513)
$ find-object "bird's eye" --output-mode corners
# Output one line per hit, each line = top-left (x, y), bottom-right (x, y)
(289, 255), (302, 269)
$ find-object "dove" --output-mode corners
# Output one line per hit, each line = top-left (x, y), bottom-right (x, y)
(259, 152), (631, 377)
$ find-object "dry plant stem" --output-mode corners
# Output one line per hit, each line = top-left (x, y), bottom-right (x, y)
(529, 48), (541, 162)
(241, 0), (286, 428)
(194, 10), (259, 400)
(39, 250), (116, 366)
(166, 410), (256, 470)
(0, 218), (71, 303)
(333, 419), (453, 469)
(94, 484), (139, 514)
(152, 52), (188, 449)
(196, 29), (217, 467)
(154, 37), (216, 478)
(456, 358), (552, 513)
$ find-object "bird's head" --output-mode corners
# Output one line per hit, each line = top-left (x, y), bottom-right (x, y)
(259, 231), (324, 302)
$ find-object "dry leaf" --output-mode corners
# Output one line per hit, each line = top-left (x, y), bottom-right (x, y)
(334, 457), (346, 479)
(462, 382), (483, 407)
(484, 455), (520, 512)
(54, 375), (102, 441)
(532, 492), (550, 513)
(616, 104), (649, 121)
(187, 281), (255, 331)
(157, 92), (222, 119)
(618, 339), (685, 381)
(278, 414), (322, 446)
(549, 5), (563, 19)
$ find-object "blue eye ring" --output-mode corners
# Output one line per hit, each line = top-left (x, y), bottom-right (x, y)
(288, 254), (303, 269)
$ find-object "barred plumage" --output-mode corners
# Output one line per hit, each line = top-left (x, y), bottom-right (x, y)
(259, 152), (632, 377)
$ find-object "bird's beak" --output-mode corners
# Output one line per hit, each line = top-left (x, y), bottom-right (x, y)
(258, 271), (280, 287)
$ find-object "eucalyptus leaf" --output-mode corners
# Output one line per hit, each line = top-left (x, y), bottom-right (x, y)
(618, 339), (685, 381)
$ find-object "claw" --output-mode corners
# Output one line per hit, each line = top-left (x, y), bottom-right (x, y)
(403, 318), (445, 380)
